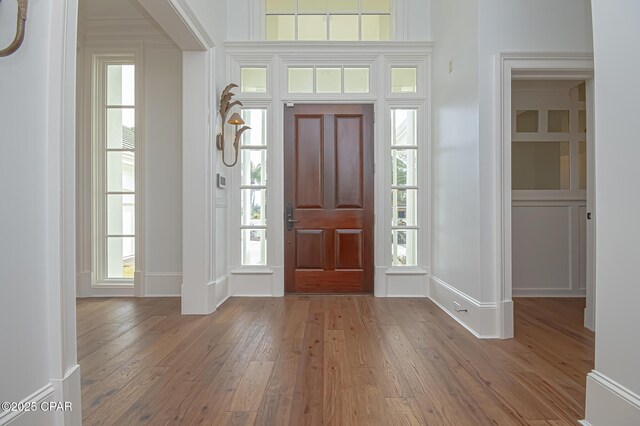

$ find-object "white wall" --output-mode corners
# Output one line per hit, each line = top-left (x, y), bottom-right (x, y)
(477, 0), (593, 302)
(0, 0), (53, 403)
(1, 0), (81, 424)
(144, 47), (184, 295)
(429, 0), (593, 336)
(430, 0), (481, 301)
(585, 1), (640, 423)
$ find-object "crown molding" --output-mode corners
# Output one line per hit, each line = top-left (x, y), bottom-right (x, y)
(79, 16), (177, 47)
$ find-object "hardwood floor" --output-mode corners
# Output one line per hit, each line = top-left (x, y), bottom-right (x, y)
(76, 296), (594, 425)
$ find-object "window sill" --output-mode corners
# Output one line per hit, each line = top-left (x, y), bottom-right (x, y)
(385, 267), (429, 276)
(92, 283), (135, 289)
(230, 267), (275, 275)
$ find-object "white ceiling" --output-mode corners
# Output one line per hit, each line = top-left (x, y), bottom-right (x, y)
(79, 0), (151, 20)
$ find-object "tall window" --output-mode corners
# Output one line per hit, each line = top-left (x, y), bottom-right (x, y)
(93, 58), (136, 284)
(240, 108), (268, 265)
(265, 0), (391, 41)
(391, 109), (418, 266)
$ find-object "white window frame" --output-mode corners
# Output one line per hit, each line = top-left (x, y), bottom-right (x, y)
(91, 52), (144, 288)
(227, 43), (431, 297)
(228, 100), (275, 275)
(252, 0), (407, 41)
(239, 107), (270, 266)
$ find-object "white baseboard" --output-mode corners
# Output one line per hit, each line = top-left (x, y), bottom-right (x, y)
(585, 370), (640, 425)
(513, 289), (586, 297)
(429, 276), (500, 339)
(213, 275), (230, 308)
(144, 273), (182, 297)
(0, 384), (56, 426)
(376, 267), (429, 297)
(51, 364), (82, 426)
(230, 269), (277, 296)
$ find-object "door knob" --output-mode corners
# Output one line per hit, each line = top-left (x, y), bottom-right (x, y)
(286, 202), (298, 231)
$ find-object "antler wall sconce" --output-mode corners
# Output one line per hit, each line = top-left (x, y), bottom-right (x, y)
(0, 0), (28, 57)
(216, 84), (251, 167)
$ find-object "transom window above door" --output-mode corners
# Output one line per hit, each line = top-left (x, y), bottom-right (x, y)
(265, 0), (391, 41)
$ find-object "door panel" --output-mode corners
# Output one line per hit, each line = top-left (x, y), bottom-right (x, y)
(335, 116), (363, 208)
(295, 116), (324, 208)
(335, 230), (363, 270)
(284, 104), (374, 294)
(295, 230), (324, 269)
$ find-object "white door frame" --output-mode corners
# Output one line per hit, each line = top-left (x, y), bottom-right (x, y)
(495, 52), (595, 338)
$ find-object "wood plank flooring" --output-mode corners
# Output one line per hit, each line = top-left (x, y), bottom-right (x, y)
(77, 296), (594, 425)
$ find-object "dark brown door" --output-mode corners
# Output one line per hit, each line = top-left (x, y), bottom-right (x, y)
(284, 104), (374, 294)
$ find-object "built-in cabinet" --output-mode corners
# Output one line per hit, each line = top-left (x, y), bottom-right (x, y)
(511, 81), (587, 296)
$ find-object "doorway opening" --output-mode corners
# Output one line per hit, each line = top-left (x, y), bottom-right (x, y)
(284, 104), (375, 294)
(496, 53), (595, 339)
(510, 79), (595, 343)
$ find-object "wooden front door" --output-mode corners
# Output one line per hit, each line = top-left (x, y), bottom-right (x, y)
(284, 104), (374, 294)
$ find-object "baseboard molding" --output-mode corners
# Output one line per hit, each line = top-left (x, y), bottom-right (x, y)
(230, 269), (277, 297)
(585, 370), (640, 425)
(0, 384), (56, 425)
(213, 275), (230, 308)
(429, 276), (500, 339)
(51, 364), (82, 426)
(145, 273), (182, 297)
(513, 289), (586, 297)
(373, 266), (429, 297)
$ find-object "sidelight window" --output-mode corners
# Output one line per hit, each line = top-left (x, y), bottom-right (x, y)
(240, 108), (268, 265)
(391, 109), (418, 266)
(93, 58), (137, 284)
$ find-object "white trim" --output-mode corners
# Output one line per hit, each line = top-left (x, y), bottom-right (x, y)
(167, 0), (214, 48)
(495, 52), (594, 338)
(585, 371), (640, 425)
(88, 49), (145, 293)
(226, 42), (432, 298)
(51, 364), (82, 426)
(226, 41), (433, 56)
(181, 49), (216, 315)
(513, 289), (586, 297)
(430, 276), (500, 339)
(48, 1), (83, 424)
(0, 384), (56, 425)
(214, 275), (231, 308)
(134, 0), (209, 50)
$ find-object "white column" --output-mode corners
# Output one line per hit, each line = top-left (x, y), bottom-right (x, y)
(585, 1), (640, 424)
(182, 50), (217, 314)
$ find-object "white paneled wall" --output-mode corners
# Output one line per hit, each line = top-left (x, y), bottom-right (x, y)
(512, 203), (586, 296)
(511, 82), (587, 297)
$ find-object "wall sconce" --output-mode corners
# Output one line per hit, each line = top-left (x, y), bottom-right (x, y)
(0, 0), (28, 57)
(216, 84), (250, 167)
